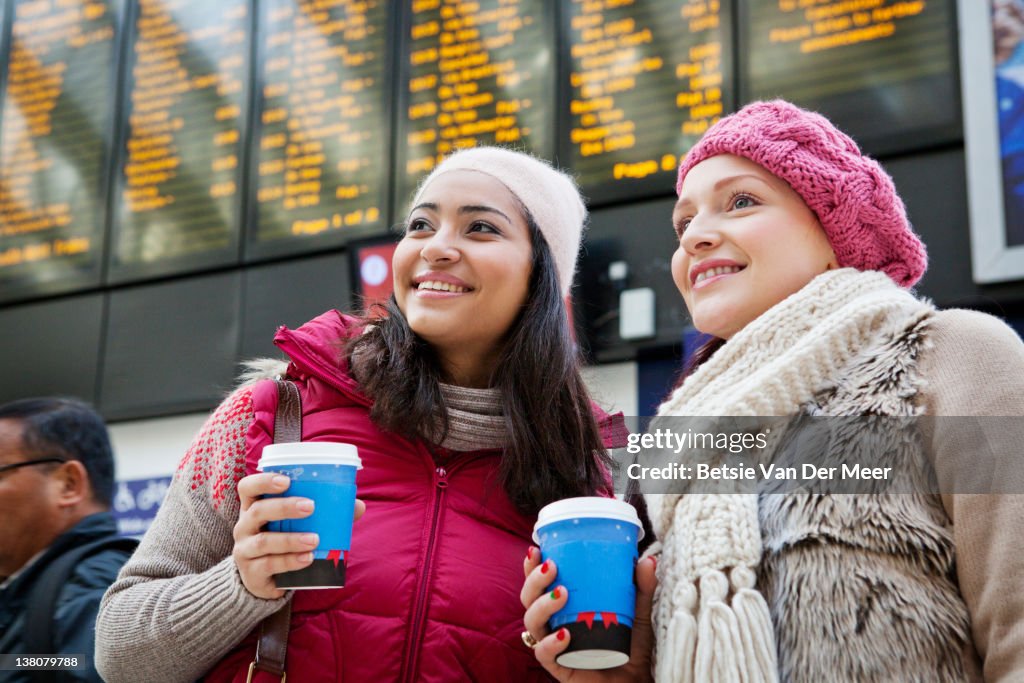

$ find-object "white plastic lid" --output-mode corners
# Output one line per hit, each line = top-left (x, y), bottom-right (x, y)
(533, 496), (643, 543)
(258, 442), (362, 469)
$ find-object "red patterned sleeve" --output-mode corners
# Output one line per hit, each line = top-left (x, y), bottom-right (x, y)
(176, 385), (256, 514)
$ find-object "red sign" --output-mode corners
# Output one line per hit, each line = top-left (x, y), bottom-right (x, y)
(356, 242), (398, 314)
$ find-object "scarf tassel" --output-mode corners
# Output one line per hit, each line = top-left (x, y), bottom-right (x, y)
(662, 569), (778, 683)
(730, 567), (779, 683)
(657, 582), (696, 683)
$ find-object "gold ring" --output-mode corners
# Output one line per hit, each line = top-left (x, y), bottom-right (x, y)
(521, 630), (539, 649)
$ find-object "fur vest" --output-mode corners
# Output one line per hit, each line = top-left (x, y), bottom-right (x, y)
(758, 306), (969, 682)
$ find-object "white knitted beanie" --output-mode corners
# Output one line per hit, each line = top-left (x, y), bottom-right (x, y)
(410, 147), (586, 296)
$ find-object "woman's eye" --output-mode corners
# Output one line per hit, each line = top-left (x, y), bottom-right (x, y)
(406, 218), (430, 233)
(731, 194), (756, 210)
(674, 218), (691, 237)
(469, 221), (499, 234)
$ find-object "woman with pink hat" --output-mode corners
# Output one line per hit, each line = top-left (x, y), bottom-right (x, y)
(524, 101), (1024, 681)
(660, 100), (1024, 682)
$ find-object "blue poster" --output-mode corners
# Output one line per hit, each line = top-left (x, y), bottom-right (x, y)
(112, 476), (173, 537)
(994, 0), (1024, 246)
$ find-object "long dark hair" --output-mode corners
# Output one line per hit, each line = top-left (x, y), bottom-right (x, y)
(348, 217), (611, 514)
(668, 335), (727, 395)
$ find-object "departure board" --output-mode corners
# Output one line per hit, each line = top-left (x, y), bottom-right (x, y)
(0, 0), (118, 303)
(247, 0), (391, 260)
(394, 0), (554, 212)
(108, 0), (250, 282)
(742, 0), (959, 154)
(562, 0), (732, 204)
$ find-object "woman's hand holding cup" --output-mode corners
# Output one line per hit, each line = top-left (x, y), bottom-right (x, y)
(233, 472), (365, 599)
(521, 546), (658, 682)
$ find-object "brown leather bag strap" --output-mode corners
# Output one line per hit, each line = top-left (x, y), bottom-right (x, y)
(273, 379), (302, 444)
(249, 602), (292, 683)
(247, 379), (302, 683)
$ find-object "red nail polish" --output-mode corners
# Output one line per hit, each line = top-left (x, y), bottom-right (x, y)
(557, 628), (567, 642)
(540, 560), (549, 574)
(526, 547), (533, 561)
(551, 587), (561, 600)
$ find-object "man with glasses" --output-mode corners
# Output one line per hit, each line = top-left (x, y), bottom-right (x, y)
(0, 398), (134, 683)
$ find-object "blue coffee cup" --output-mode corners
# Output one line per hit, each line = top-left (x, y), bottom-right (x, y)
(258, 442), (362, 589)
(533, 497), (644, 669)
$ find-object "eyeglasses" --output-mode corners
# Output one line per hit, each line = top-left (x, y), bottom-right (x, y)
(0, 457), (67, 476)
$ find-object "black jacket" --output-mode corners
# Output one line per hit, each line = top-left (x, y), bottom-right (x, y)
(0, 512), (132, 683)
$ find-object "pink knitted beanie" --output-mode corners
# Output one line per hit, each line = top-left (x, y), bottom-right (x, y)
(411, 147), (586, 296)
(676, 100), (927, 287)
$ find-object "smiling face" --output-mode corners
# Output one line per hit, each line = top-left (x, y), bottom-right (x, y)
(393, 169), (533, 383)
(671, 154), (838, 339)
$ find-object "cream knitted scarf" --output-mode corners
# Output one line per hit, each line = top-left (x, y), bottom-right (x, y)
(646, 268), (931, 683)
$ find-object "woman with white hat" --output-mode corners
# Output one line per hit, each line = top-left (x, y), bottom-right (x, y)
(96, 147), (654, 683)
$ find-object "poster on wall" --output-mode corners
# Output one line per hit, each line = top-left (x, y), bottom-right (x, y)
(959, 0), (1024, 283)
(112, 475), (172, 537)
(350, 237), (398, 316)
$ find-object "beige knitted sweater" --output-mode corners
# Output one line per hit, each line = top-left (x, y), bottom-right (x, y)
(922, 309), (1024, 681)
(95, 382), (507, 683)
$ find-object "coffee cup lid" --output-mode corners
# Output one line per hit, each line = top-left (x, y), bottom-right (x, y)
(533, 496), (643, 543)
(258, 442), (362, 469)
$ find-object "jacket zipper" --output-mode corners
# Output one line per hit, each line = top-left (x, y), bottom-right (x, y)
(400, 460), (451, 683)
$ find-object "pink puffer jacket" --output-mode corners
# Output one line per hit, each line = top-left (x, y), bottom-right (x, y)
(203, 311), (628, 683)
